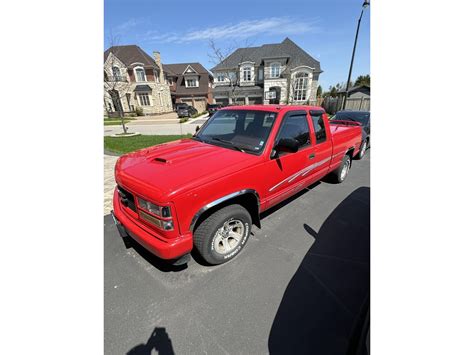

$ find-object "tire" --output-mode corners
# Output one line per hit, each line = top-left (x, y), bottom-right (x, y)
(332, 154), (351, 183)
(194, 204), (252, 265)
(355, 139), (368, 160)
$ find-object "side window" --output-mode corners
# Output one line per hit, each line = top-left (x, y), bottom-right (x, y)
(276, 113), (310, 149)
(310, 111), (327, 144)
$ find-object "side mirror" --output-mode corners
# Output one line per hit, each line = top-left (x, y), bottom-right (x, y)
(273, 138), (299, 155)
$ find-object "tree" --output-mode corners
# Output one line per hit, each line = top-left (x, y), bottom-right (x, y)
(104, 35), (133, 134)
(208, 39), (254, 105)
(316, 85), (322, 98)
(354, 74), (370, 87)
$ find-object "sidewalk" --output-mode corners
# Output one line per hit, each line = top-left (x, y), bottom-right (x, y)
(104, 155), (119, 215)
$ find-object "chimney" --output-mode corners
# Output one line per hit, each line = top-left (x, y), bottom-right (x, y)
(153, 51), (165, 83)
(153, 51), (161, 66)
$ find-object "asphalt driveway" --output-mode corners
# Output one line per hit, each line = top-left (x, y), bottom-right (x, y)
(104, 152), (370, 354)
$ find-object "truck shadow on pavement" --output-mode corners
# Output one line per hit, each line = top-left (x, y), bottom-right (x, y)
(127, 327), (175, 355)
(268, 186), (370, 355)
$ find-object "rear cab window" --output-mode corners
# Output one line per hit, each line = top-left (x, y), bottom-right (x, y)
(310, 110), (327, 144)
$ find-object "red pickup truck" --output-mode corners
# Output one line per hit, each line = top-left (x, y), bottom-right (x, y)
(112, 105), (363, 265)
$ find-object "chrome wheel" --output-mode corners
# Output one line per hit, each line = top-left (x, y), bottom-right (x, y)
(213, 219), (245, 255)
(360, 140), (367, 157)
(340, 159), (350, 180)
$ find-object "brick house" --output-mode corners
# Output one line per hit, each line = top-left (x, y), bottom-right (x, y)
(162, 63), (213, 113)
(104, 45), (173, 116)
(211, 38), (322, 106)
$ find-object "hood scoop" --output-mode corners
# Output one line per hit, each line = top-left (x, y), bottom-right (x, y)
(153, 157), (168, 164)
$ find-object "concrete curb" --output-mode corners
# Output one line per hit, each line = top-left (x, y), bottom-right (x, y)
(110, 132), (141, 138)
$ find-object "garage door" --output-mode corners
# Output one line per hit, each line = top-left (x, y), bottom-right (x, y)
(235, 97), (245, 105)
(193, 99), (207, 113)
(181, 99), (207, 113)
(215, 98), (229, 106)
(248, 97), (263, 105)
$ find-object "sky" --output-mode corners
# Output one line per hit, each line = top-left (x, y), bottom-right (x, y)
(104, 0), (370, 91)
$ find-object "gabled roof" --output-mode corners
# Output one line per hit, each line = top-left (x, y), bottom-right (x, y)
(104, 45), (158, 68)
(211, 38), (322, 73)
(162, 62), (212, 96)
(162, 62), (211, 76)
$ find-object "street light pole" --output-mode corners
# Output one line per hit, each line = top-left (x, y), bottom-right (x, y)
(342, 0), (370, 110)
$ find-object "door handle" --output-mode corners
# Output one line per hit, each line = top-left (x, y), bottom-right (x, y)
(309, 153), (315, 160)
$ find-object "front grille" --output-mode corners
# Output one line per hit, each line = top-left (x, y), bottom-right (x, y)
(117, 185), (137, 212)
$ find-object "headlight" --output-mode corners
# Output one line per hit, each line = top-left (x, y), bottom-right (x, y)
(137, 197), (172, 218)
(138, 211), (174, 231)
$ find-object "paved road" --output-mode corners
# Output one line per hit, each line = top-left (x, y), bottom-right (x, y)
(104, 152), (370, 354)
(104, 114), (209, 136)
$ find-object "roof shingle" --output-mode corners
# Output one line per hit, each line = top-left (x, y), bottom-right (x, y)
(104, 45), (158, 68)
(211, 38), (322, 73)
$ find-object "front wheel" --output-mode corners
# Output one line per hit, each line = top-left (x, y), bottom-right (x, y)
(193, 204), (252, 265)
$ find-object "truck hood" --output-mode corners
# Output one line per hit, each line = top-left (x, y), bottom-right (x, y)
(115, 138), (260, 202)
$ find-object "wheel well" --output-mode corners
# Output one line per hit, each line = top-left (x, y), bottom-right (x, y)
(346, 147), (355, 159)
(192, 193), (260, 232)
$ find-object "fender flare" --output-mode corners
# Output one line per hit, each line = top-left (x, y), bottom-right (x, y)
(189, 189), (260, 231)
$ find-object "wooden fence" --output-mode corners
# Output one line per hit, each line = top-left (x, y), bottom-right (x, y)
(322, 96), (370, 114)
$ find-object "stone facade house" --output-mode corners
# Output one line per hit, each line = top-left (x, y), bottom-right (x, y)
(104, 45), (173, 116)
(211, 38), (322, 106)
(162, 63), (214, 113)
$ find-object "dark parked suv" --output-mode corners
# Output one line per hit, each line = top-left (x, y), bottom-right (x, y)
(207, 103), (222, 116)
(176, 103), (198, 118)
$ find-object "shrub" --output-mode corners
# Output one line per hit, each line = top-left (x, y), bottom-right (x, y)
(135, 107), (144, 116)
(179, 118), (189, 123)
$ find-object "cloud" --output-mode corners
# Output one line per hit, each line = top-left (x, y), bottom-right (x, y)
(145, 17), (320, 43)
(115, 18), (143, 33)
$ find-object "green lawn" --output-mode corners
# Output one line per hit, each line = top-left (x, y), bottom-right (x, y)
(104, 134), (192, 154)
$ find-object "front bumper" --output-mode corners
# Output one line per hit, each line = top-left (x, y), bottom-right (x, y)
(112, 189), (193, 260)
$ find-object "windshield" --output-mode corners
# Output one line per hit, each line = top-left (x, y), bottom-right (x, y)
(332, 111), (370, 125)
(196, 109), (278, 154)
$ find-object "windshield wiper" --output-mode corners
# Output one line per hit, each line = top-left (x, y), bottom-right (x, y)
(211, 137), (246, 152)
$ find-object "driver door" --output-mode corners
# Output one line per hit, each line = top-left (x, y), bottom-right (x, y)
(263, 110), (314, 208)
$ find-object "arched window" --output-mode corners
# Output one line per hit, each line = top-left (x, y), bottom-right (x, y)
(112, 66), (121, 80)
(134, 67), (146, 82)
(270, 63), (281, 78)
(242, 66), (252, 82)
(154, 69), (160, 82)
(293, 72), (309, 101)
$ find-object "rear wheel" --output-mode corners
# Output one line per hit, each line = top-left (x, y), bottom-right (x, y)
(355, 139), (368, 160)
(194, 204), (252, 265)
(332, 155), (351, 183)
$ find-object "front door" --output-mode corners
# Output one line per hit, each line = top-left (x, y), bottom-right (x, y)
(263, 110), (314, 208)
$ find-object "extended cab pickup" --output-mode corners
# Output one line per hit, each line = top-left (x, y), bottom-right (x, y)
(112, 105), (363, 265)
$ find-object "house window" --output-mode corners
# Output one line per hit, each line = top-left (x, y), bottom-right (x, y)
(217, 73), (225, 82)
(154, 69), (160, 83)
(135, 67), (146, 82)
(228, 72), (237, 83)
(186, 78), (197, 87)
(112, 66), (121, 81)
(243, 66), (252, 81)
(293, 72), (309, 101)
(270, 63), (281, 78)
(258, 67), (264, 80)
(138, 93), (151, 106)
(167, 77), (173, 85)
(158, 92), (163, 106)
